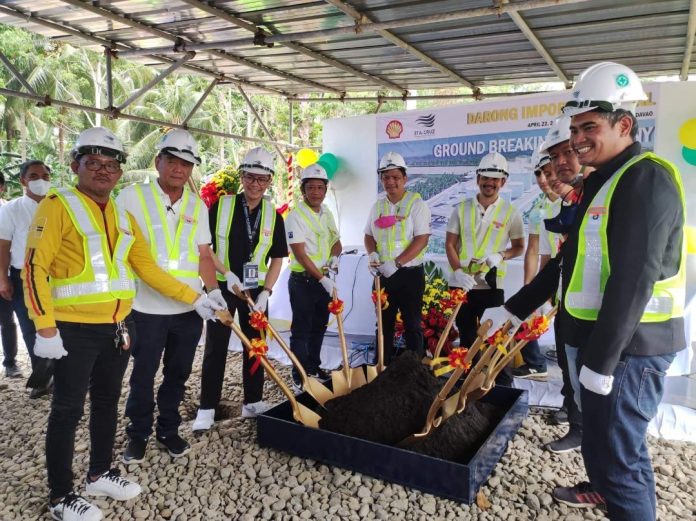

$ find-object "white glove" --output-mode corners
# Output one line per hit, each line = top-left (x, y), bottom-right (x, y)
(328, 256), (340, 273)
(378, 260), (398, 278)
(319, 276), (336, 296)
(483, 252), (504, 269)
(193, 294), (223, 321)
(368, 252), (380, 265)
(253, 289), (270, 312)
(451, 269), (476, 291)
(224, 271), (242, 293)
(480, 306), (523, 333)
(34, 330), (68, 359)
(207, 288), (228, 310)
(579, 365), (614, 395)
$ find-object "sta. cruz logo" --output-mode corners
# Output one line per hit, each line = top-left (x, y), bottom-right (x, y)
(385, 120), (403, 139)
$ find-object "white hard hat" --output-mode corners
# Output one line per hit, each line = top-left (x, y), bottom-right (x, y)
(239, 147), (275, 176)
(157, 129), (200, 165)
(301, 163), (328, 182)
(563, 62), (647, 117)
(378, 151), (407, 173)
(71, 126), (126, 163)
(541, 116), (572, 153)
(477, 152), (508, 178)
(531, 145), (551, 173)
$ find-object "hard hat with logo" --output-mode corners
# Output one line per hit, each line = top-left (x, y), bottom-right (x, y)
(541, 116), (572, 153)
(239, 147), (275, 176)
(301, 163), (328, 182)
(157, 129), (200, 165)
(71, 126), (126, 163)
(531, 145), (551, 174)
(476, 152), (508, 178)
(562, 62), (647, 117)
(378, 151), (407, 173)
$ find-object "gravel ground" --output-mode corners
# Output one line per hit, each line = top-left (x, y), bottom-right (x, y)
(1, 348), (695, 521)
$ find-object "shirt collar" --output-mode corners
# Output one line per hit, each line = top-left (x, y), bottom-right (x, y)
(475, 195), (502, 212)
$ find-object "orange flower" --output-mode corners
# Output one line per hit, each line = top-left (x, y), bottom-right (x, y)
(449, 288), (468, 305)
(328, 298), (344, 315)
(248, 337), (268, 375)
(514, 315), (550, 341)
(249, 311), (269, 331)
(448, 347), (471, 370)
(371, 288), (389, 310)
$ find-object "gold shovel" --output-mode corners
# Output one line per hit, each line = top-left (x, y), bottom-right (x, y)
(242, 293), (335, 407)
(215, 310), (321, 428)
(330, 289), (367, 396)
(366, 271), (386, 383)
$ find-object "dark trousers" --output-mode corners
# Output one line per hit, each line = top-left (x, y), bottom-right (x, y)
(520, 339), (547, 370)
(581, 352), (675, 521)
(555, 317), (582, 430)
(0, 293), (17, 368)
(11, 267), (37, 368)
(125, 310), (202, 439)
(289, 273), (330, 376)
(454, 288), (510, 385)
(200, 286), (264, 407)
(378, 266), (425, 365)
(46, 320), (132, 501)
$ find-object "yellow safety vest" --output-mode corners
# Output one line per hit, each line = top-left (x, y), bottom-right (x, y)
(375, 191), (424, 263)
(51, 188), (136, 306)
(531, 197), (561, 257)
(565, 152), (686, 322)
(133, 183), (201, 288)
(457, 197), (514, 285)
(289, 201), (335, 272)
(215, 195), (276, 284)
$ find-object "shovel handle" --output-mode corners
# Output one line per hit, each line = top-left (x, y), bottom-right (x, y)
(374, 274), (385, 373)
(333, 288), (351, 384)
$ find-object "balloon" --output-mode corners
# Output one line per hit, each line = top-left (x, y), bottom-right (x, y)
(682, 146), (696, 167)
(317, 152), (339, 178)
(296, 148), (318, 168)
(678, 119), (696, 149)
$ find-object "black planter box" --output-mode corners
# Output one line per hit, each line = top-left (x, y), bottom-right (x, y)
(257, 385), (528, 504)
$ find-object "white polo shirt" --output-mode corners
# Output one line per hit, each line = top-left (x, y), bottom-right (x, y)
(364, 192), (431, 267)
(116, 181), (211, 315)
(285, 202), (339, 269)
(446, 195), (524, 289)
(0, 195), (40, 270)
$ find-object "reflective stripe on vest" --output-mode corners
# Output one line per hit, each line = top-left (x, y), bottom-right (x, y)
(541, 198), (561, 257)
(215, 196), (276, 283)
(51, 188), (136, 305)
(134, 183), (200, 286)
(289, 201), (333, 272)
(375, 192), (424, 262)
(565, 152), (686, 322)
(457, 197), (513, 283)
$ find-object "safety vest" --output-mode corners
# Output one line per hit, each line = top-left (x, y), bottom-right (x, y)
(133, 183), (201, 288)
(374, 191), (424, 263)
(565, 152), (686, 322)
(289, 201), (334, 272)
(215, 195), (276, 284)
(457, 197), (514, 285)
(51, 188), (136, 306)
(532, 197), (561, 257)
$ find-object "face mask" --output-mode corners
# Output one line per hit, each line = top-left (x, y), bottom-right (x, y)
(28, 179), (51, 197)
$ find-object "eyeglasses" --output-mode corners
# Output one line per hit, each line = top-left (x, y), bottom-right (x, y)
(81, 158), (122, 174)
(243, 173), (271, 185)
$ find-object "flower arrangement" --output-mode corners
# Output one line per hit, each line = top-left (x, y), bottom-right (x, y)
(199, 165), (240, 208)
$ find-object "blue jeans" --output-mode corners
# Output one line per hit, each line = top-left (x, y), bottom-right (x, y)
(289, 273), (331, 377)
(520, 339), (547, 371)
(125, 310), (203, 439)
(11, 268), (37, 368)
(580, 352), (675, 521)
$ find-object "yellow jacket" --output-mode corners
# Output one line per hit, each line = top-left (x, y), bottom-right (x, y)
(23, 190), (199, 329)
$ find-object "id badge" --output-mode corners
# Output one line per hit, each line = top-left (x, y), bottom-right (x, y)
(243, 263), (259, 289)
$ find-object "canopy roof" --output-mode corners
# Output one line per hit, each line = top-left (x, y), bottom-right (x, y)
(1, 0), (694, 99)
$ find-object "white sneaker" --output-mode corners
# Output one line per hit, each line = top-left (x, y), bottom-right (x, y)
(50, 493), (103, 521)
(241, 400), (273, 419)
(84, 469), (141, 501)
(192, 408), (215, 432)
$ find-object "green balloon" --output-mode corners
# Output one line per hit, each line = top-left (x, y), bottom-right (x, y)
(682, 146), (696, 167)
(318, 153), (339, 178)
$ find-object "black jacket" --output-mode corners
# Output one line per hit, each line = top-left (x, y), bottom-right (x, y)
(506, 142), (685, 375)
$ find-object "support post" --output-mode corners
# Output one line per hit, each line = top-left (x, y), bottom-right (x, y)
(0, 52), (37, 95)
(237, 85), (286, 160)
(183, 78), (219, 126)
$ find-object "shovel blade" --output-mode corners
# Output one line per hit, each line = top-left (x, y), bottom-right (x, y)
(330, 371), (351, 397)
(365, 364), (378, 383)
(294, 403), (322, 429)
(303, 378), (334, 406)
(350, 367), (368, 389)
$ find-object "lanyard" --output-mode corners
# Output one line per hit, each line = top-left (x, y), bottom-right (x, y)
(241, 197), (262, 262)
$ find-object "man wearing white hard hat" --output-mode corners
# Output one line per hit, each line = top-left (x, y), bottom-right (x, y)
(285, 163), (342, 391)
(503, 63), (686, 518)
(22, 126), (222, 521)
(193, 147), (288, 430)
(445, 151), (524, 384)
(364, 151), (431, 364)
(116, 129), (224, 465)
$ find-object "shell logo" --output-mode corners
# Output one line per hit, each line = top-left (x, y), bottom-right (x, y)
(386, 120), (403, 139)
(678, 118), (696, 167)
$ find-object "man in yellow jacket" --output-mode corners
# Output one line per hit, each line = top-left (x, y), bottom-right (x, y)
(23, 127), (222, 521)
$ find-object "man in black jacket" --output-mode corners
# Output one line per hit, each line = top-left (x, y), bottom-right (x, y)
(501, 63), (686, 521)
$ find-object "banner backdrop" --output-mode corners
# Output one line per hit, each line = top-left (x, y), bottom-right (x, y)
(376, 86), (658, 257)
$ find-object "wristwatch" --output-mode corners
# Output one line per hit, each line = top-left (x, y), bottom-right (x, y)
(394, 259), (403, 269)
